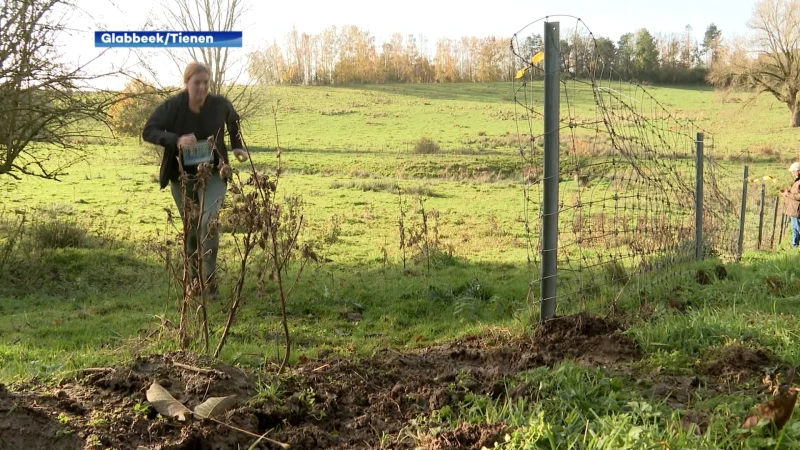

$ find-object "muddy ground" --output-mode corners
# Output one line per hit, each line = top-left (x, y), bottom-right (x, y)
(0, 312), (777, 450)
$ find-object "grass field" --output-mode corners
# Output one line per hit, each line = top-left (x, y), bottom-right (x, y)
(2, 81), (800, 449)
(234, 82), (800, 158)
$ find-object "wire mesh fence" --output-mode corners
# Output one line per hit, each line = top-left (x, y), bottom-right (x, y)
(741, 175), (793, 252)
(509, 16), (783, 322)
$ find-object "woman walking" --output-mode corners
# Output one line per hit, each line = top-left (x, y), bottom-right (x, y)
(142, 61), (248, 297)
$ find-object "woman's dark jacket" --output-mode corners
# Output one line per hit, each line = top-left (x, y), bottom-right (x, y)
(142, 90), (243, 189)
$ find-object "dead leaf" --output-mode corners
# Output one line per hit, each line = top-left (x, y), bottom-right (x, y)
(193, 395), (238, 420)
(741, 414), (763, 430)
(146, 381), (192, 421)
(347, 312), (362, 322)
(741, 384), (799, 431)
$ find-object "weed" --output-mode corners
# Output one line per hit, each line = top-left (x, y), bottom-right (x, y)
(88, 411), (110, 426)
(318, 108), (355, 116)
(323, 214), (343, 245)
(0, 211), (26, 274)
(132, 402), (150, 417)
(603, 260), (629, 285)
(31, 216), (89, 250)
(55, 428), (73, 438)
(85, 434), (103, 448)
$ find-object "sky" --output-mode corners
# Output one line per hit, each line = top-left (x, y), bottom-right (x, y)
(54, 0), (759, 90)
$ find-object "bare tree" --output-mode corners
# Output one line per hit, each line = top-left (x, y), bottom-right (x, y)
(0, 0), (125, 180)
(137, 0), (262, 120)
(247, 40), (288, 85)
(318, 26), (338, 85)
(655, 32), (681, 82)
(708, 0), (800, 126)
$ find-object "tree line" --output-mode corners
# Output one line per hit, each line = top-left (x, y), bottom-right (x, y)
(246, 23), (723, 85)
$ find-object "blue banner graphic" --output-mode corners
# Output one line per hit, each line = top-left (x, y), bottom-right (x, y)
(95, 31), (242, 48)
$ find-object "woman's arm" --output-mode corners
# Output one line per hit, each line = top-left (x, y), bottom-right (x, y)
(225, 100), (243, 150)
(142, 99), (179, 148)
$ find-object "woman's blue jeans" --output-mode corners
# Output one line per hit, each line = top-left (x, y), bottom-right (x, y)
(170, 173), (226, 283)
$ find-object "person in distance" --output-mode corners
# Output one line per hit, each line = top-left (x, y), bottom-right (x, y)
(781, 162), (800, 249)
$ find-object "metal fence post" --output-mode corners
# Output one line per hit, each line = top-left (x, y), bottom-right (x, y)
(695, 132), (704, 260)
(757, 183), (766, 250)
(540, 20), (560, 322)
(737, 165), (748, 261)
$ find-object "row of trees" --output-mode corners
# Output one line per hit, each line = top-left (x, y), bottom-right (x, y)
(246, 23), (724, 85)
(566, 24), (721, 83)
(246, 28), (514, 84)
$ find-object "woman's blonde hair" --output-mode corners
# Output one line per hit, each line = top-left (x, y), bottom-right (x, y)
(183, 61), (211, 84)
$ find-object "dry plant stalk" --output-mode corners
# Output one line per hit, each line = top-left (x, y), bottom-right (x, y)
(168, 141), (218, 353)
(397, 185), (408, 270)
(0, 212), (26, 274)
(159, 103), (312, 374)
(399, 195), (446, 272)
(213, 105), (313, 374)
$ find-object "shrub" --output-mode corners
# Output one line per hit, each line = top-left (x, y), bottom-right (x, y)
(107, 79), (163, 141)
(31, 217), (89, 250)
(413, 137), (441, 154)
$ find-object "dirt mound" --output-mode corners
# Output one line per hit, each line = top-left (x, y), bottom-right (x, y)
(83, 351), (256, 408)
(2, 351), (260, 450)
(704, 345), (773, 379)
(0, 383), (85, 450)
(532, 312), (641, 365)
(422, 422), (507, 450)
(253, 333), (543, 449)
(0, 313), (641, 449)
(649, 375), (700, 408)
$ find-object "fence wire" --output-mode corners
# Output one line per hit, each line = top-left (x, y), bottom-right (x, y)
(510, 16), (749, 319)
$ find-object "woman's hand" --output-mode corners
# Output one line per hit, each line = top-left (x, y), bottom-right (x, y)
(177, 134), (197, 149)
(232, 148), (248, 162)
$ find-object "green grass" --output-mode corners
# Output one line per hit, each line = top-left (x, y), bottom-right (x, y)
(220, 82), (800, 158)
(402, 253), (800, 449)
(3, 80), (800, 447)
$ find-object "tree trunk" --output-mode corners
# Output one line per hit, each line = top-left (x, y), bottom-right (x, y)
(792, 106), (800, 127)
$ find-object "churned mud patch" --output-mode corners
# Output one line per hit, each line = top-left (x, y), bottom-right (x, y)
(649, 375), (701, 408)
(0, 312), (645, 449)
(1, 351), (260, 450)
(420, 421), (508, 450)
(703, 345), (774, 382)
(0, 384), (85, 450)
(531, 312), (642, 366)
(246, 331), (543, 449)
